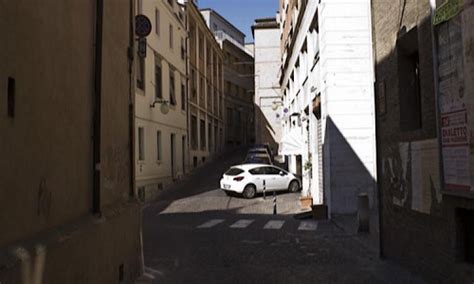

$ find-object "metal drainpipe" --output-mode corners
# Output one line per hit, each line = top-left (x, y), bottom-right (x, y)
(128, 0), (136, 198)
(184, 3), (190, 175)
(93, 0), (104, 215)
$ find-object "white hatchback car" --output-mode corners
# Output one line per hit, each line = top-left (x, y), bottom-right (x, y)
(220, 164), (301, 198)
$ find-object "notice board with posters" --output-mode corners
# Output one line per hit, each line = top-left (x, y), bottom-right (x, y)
(436, 2), (474, 194)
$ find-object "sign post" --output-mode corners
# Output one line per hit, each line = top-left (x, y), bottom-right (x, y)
(135, 14), (152, 59)
(138, 37), (147, 58)
(135, 15), (152, 37)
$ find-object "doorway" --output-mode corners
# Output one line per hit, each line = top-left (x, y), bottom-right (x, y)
(171, 133), (175, 178)
(296, 155), (302, 177)
(182, 135), (186, 175)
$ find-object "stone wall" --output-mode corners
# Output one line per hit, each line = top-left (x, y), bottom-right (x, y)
(372, 0), (474, 281)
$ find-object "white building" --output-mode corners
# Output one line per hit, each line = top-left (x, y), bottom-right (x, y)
(135, 0), (188, 200)
(279, 0), (377, 215)
(252, 18), (283, 154)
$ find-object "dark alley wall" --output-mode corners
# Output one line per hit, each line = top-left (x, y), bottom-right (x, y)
(373, 0), (474, 282)
(0, 0), (141, 282)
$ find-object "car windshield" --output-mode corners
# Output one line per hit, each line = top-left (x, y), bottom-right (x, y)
(224, 168), (244, 176)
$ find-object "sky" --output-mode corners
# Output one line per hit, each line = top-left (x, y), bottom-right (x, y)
(197, 0), (279, 43)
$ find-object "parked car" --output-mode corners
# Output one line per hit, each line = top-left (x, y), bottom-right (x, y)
(242, 153), (272, 165)
(247, 149), (269, 156)
(251, 143), (273, 156)
(220, 164), (301, 198)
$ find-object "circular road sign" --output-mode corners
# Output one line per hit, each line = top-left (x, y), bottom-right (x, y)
(135, 14), (152, 37)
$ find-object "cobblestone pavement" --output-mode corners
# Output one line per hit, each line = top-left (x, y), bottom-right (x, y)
(138, 149), (426, 283)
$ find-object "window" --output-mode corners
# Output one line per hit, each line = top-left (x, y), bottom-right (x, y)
(225, 168), (244, 176)
(181, 37), (185, 60)
(167, 0), (173, 7)
(208, 122), (212, 151)
(191, 69), (197, 98)
(156, 131), (162, 161)
(206, 46), (211, 66)
(137, 56), (145, 90)
(249, 167), (265, 175)
(397, 27), (422, 131)
(244, 156), (271, 165)
(191, 115), (198, 150)
(226, 108), (233, 127)
(181, 81), (186, 110)
(169, 69), (176, 105)
(200, 119), (206, 150)
(225, 82), (230, 94)
(169, 24), (173, 49)
(138, 127), (145, 161)
(200, 76), (205, 102)
(264, 167), (281, 175)
(219, 128), (223, 149)
(207, 83), (212, 108)
(214, 125), (218, 152)
(199, 33), (204, 58)
(155, 9), (160, 35)
(155, 57), (162, 99)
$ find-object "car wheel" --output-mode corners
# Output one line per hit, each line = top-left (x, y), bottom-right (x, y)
(288, 180), (299, 193)
(243, 184), (256, 199)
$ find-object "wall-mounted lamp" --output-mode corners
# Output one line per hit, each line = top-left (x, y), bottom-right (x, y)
(271, 101), (283, 111)
(150, 98), (170, 115)
(310, 86), (317, 93)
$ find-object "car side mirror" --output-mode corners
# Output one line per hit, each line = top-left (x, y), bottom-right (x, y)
(279, 171), (285, 176)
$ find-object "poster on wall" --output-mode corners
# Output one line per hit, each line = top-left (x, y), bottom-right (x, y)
(441, 110), (470, 191)
(437, 11), (474, 193)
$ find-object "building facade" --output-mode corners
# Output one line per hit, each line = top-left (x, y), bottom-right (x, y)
(135, 0), (188, 201)
(373, 0), (474, 281)
(186, 1), (225, 168)
(0, 0), (141, 282)
(201, 9), (256, 148)
(252, 17), (282, 154)
(279, 0), (377, 215)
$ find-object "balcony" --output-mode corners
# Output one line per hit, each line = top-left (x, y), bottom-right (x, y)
(214, 31), (253, 57)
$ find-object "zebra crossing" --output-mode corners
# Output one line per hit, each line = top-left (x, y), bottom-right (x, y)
(196, 218), (318, 232)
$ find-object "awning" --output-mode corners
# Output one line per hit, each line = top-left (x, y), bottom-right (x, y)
(279, 129), (305, 155)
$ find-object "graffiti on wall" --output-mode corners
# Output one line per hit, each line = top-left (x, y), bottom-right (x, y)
(384, 139), (442, 215)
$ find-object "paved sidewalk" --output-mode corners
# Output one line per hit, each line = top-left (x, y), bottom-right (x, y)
(331, 211), (380, 254)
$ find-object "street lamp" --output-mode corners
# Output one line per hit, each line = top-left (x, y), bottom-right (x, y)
(271, 100), (283, 111)
(150, 98), (170, 115)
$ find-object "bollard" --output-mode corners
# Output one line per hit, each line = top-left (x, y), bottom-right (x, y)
(263, 180), (266, 200)
(273, 191), (277, 215)
(357, 193), (370, 233)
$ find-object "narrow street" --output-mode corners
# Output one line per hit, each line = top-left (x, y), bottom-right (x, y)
(140, 149), (424, 283)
